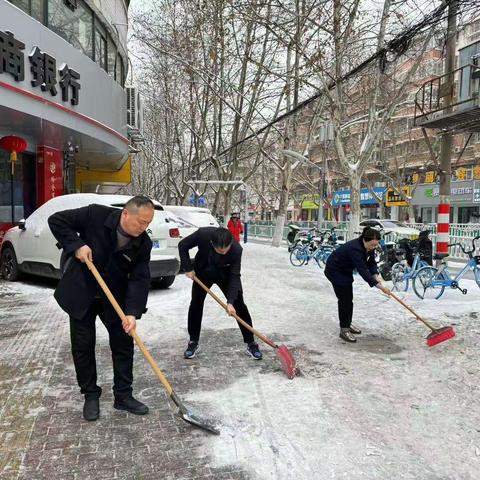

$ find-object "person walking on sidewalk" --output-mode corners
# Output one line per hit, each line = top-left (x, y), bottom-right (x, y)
(48, 196), (154, 421)
(325, 226), (391, 343)
(178, 227), (262, 360)
(227, 213), (244, 243)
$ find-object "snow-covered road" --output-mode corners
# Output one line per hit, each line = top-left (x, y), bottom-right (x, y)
(143, 242), (480, 479)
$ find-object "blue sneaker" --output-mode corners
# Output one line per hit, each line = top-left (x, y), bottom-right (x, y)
(246, 342), (263, 360)
(184, 341), (200, 359)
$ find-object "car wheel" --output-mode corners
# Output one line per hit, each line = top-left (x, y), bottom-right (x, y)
(1, 246), (22, 281)
(152, 275), (175, 289)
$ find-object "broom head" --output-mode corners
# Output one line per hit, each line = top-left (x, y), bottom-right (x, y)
(275, 345), (297, 379)
(426, 326), (455, 347)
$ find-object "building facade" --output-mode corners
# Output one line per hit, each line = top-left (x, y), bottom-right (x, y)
(0, 0), (132, 240)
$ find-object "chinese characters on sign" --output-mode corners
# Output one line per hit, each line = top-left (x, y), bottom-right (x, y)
(0, 30), (80, 105)
(0, 30), (25, 81)
(386, 186), (410, 207)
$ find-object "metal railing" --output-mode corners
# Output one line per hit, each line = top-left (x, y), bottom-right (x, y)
(248, 221), (480, 260)
(414, 63), (480, 128)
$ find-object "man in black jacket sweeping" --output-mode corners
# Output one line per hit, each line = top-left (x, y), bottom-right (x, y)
(48, 196), (154, 421)
(178, 227), (262, 360)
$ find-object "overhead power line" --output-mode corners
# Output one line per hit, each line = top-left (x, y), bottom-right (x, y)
(194, 0), (476, 168)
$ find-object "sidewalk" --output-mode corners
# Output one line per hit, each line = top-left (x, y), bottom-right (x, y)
(1, 243), (479, 479)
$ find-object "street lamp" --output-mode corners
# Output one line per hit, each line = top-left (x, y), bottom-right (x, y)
(283, 150), (325, 229)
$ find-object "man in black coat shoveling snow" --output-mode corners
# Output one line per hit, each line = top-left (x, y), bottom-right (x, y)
(48, 196), (154, 421)
(178, 227), (262, 360)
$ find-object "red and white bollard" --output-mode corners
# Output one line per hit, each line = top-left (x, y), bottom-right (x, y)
(436, 202), (450, 257)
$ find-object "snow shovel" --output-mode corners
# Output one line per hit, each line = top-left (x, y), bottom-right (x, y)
(192, 275), (297, 379)
(85, 259), (219, 435)
(389, 291), (455, 347)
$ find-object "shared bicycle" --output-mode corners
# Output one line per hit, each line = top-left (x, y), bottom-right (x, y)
(412, 236), (480, 299)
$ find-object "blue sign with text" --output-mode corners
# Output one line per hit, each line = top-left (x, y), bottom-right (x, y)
(331, 187), (386, 207)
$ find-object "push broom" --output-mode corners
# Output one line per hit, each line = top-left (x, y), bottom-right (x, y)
(389, 291), (455, 347)
(192, 275), (297, 379)
(86, 259), (220, 435)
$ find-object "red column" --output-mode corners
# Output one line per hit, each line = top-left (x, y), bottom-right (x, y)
(436, 202), (450, 256)
(37, 146), (63, 206)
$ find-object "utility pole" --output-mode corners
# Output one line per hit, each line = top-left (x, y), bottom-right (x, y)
(437, 0), (458, 259)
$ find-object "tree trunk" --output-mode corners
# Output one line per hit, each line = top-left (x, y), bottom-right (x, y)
(272, 183), (289, 247)
(349, 174), (361, 238)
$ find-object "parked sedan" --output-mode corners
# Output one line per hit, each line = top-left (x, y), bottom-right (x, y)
(359, 219), (420, 239)
(0, 194), (181, 288)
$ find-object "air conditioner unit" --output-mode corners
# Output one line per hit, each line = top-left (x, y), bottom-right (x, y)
(126, 86), (143, 133)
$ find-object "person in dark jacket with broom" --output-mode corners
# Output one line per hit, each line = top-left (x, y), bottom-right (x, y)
(325, 226), (391, 343)
(48, 196), (154, 421)
(178, 227), (262, 360)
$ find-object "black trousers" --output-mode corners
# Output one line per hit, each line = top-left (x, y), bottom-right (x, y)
(331, 283), (354, 329)
(69, 299), (134, 399)
(188, 275), (255, 344)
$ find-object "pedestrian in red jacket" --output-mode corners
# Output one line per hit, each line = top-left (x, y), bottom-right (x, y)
(227, 213), (244, 243)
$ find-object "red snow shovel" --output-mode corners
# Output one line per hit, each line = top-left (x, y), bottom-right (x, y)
(86, 260), (219, 435)
(192, 275), (297, 379)
(389, 291), (455, 347)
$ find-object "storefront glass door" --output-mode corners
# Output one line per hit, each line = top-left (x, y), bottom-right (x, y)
(0, 151), (36, 225)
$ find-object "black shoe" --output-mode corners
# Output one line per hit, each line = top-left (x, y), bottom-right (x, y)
(340, 328), (357, 343)
(349, 324), (362, 335)
(184, 341), (200, 359)
(246, 342), (263, 360)
(83, 397), (100, 421)
(114, 395), (149, 415)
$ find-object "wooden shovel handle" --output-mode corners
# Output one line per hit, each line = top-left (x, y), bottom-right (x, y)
(85, 259), (173, 395)
(192, 274), (276, 349)
(389, 291), (435, 331)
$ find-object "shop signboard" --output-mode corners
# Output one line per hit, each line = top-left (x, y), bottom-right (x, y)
(331, 187), (385, 207)
(386, 186), (410, 206)
(412, 180), (480, 206)
(301, 194), (320, 209)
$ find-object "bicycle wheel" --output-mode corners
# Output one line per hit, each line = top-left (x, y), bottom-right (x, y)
(315, 249), (332, 268)
(412, 266), (445, 300)
(290, 246), (306, 266)
(391, 263), (408, 292)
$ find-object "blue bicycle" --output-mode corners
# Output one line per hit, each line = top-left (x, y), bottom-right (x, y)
(412, 236), (480, 299)
(289, 233), (335, 268)
(391, 250), (430, 292)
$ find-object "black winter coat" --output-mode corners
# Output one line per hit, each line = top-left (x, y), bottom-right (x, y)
(325, 237), (379, 287)
(48, 204), (152, 321)
(178, 227), (242, 304)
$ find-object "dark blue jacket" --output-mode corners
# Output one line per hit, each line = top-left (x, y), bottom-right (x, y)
(178, 227), (242, 304)
(325, 237), (379, 287)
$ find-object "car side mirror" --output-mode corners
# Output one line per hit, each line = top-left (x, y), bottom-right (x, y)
(18, 219), (26, 230)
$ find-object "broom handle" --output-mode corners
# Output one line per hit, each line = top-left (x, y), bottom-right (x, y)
(85, 259), (174, 396)
(192, 275), (277, 349)
(389, 291), (436, 331)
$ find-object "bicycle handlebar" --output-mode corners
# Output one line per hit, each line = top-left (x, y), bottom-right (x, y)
(448, 237), (480, 257)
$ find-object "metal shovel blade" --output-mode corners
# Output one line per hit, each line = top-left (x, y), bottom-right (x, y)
(172, 392), (220, 435)
(275, 345), (297, 379)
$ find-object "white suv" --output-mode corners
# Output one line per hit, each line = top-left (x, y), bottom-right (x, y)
(163, 205), (219, 238)
(0, 194), (181, 288)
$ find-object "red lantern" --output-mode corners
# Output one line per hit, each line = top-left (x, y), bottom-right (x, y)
(0, 135), (28, 175)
